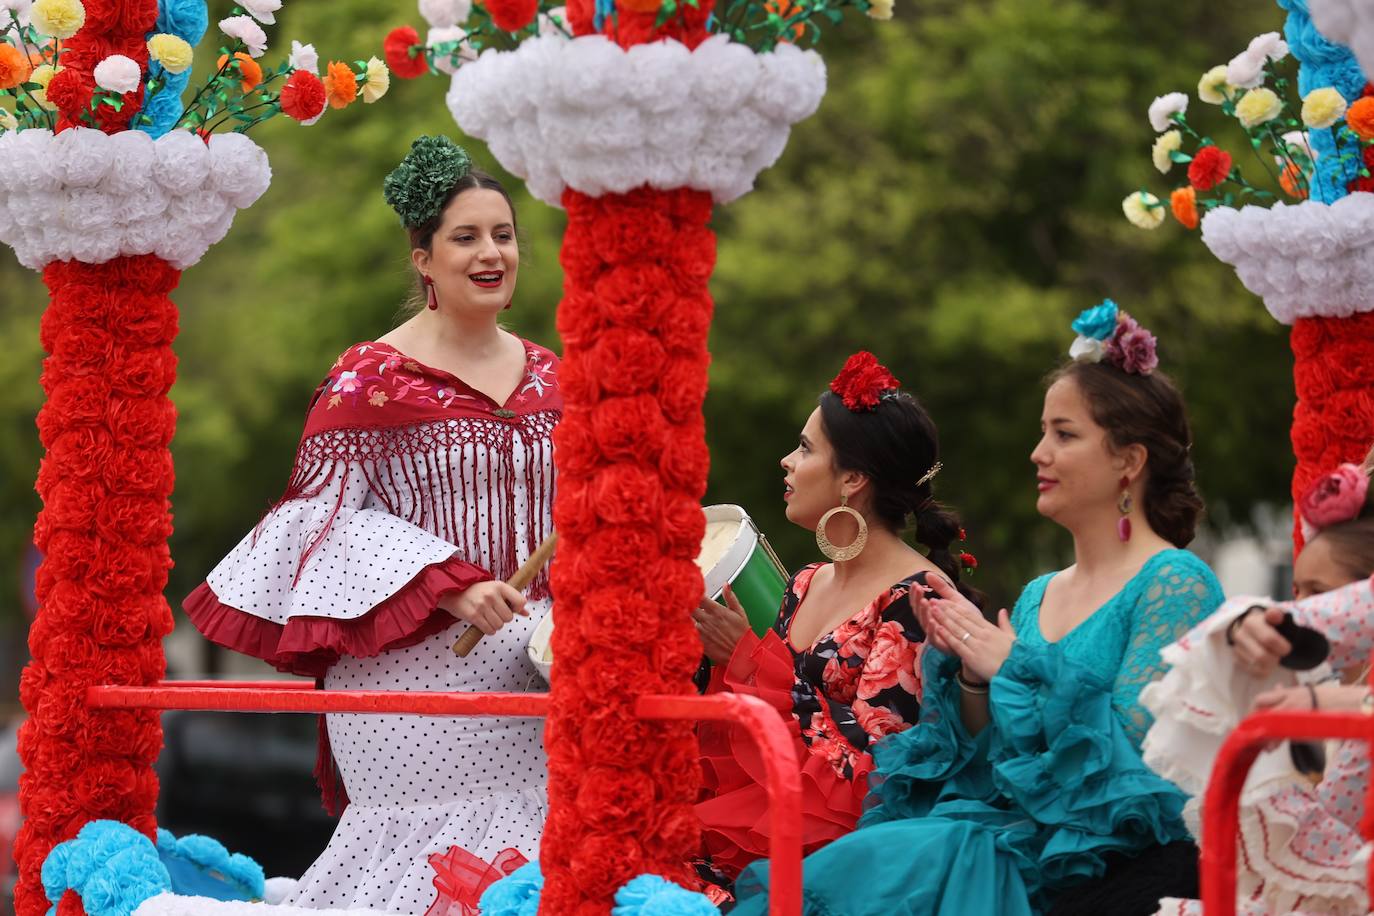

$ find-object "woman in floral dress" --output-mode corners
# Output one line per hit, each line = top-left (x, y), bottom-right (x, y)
(691, 352), (981, 879)
(184, 137), (559, 914)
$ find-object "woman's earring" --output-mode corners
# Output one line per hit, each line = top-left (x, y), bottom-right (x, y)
(816, 494), (868, 561)
(424, 276), (438, 311)
(1117, 476), (1133, 542)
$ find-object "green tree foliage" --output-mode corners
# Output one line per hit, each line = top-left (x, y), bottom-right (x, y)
(0, 0), (1295, 652)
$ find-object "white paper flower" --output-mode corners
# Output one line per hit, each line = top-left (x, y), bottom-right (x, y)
(1069, 336), (1105, 363)
(288, 39), (318, 74)
(1148, 92), (1188, 132)
(241, 0), (281, 25)
(428, 26), (476, 74)
(1312, 0), (1374, 80)
(93, 54), (142, 94)
(1247, 31), (1289, 63)
(420, 0), (471, 27)
(1225, 51), (1265, 90)
(0, 0), (32, 27)
(219, 15), (268, 58)
(0, 108), (16, 132)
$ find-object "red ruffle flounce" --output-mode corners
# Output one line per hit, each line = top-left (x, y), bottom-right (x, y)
(183, 557), (491, 679)
(694, 629), (872, 878)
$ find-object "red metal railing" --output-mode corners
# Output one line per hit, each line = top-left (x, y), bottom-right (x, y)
(1200, 708), (1374, 915)
(86, 682), (803, 915)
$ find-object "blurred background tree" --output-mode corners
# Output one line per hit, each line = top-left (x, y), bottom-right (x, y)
(0, 0), (1294, 684)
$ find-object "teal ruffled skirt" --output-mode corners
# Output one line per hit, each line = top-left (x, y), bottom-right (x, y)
(730, 644), (1190, 915)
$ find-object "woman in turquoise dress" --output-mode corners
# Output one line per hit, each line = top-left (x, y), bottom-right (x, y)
(731, 303), (1225, 916)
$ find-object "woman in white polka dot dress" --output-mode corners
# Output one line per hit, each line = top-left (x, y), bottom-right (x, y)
(185, 137), (559, 913)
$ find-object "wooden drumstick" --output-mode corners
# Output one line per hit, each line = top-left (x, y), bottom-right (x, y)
(451, 531), (558, 657)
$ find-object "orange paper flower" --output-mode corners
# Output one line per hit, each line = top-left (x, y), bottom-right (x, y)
(1280, 162), (1309, 200)
(216, 52), (263, 93)
(1170, 186), (1199, 230)
(765, 0), (805, 39)
(0, 44), (32, 91)
(1348, 97), (1374, 141)
(324, 60), (358, 109)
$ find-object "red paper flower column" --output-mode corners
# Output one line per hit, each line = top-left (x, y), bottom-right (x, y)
(535, 1), (717, 912)
(15, 255), (179, 916)
(1290, 312), (1374, 548)
(13, 4), (171, 915)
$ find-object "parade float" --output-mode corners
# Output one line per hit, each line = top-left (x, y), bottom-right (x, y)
(0, 0), (894, 909)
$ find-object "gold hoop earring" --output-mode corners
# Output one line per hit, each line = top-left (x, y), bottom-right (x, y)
(816, 495), (868, 561)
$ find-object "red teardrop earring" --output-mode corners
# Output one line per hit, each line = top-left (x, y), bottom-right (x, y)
(424, 276), (438, 311)
(503, 300), (513, 311)
(1117, 476), (1133, 542)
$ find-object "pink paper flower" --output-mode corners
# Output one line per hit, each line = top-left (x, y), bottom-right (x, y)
(1300, 463), (1370, 531)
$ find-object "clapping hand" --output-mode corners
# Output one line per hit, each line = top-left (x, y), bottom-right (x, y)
(916, 574), (1015, 685)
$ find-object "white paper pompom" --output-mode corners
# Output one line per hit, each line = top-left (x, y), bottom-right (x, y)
(46, 127), (112, 187)
(420, 0), (470, 27)
(447, 35), (826, 206)
(1200, 193), (1374, 323)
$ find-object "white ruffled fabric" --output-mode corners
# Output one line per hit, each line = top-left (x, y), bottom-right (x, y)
(448, 34), (827, 205)
(1199, 193), (1374, 324)
(1311, 0), (1374, 82)
(1142, 590), (1373, 915)
(0, 128), (271, 270)
(134, 894), (405, 915)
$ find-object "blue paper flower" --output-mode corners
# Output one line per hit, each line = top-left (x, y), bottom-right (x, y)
(1071, 299), (1119, 341)
(41, 820), (171, 916)
(479, 861), (544, 916)
(613, 874), (721, 916)
(155, 0), (209, 44)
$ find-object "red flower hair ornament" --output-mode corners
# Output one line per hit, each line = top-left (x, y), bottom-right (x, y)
(830, 351), (901, 412)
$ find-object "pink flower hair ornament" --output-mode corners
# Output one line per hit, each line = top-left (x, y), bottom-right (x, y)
(1299, 462), (1372, 542)
(830, 351), (901, 412)
(1067, 301), (1160, 376)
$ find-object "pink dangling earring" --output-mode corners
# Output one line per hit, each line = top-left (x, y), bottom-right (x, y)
(1117, 476), (1133, 542)
(423, 276), (438, 311)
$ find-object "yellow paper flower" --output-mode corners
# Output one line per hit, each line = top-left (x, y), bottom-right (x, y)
(1198, 65), (1234, 104)
(866, 0), (893, 21)
(30, 64), (58, 111)
(1236, 87), (1282, 128)
(0, 107), (16, 131)
(1122, 191), (1165, 230)
(1152, 130), (1182, 174)
(1301, 87), (1347, 130)
(31, 0), (85, 39)
(361, 56), (390, 103)
(147, 34), (195, 75)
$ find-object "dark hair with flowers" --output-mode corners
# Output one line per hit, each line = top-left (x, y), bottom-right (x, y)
(818, 357), (985, 609)
(1300, 462), (1374, 581)
(1050, 358), (1203, 548)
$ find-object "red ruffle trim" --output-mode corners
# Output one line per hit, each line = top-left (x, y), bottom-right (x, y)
(694, 629), (872, 878)
(183, 556), (492, 679)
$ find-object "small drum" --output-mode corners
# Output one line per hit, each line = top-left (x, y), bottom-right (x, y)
(526, 504), (789, 683)
(697, 504), (789, 638)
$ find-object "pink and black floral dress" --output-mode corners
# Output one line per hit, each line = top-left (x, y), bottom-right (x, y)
(696, 563), (930, 878)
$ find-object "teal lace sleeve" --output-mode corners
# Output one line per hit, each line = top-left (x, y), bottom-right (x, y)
(1113, 553), (1223, 748)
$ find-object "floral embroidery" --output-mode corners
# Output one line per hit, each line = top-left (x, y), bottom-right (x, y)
(321, 342), (555, 413)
